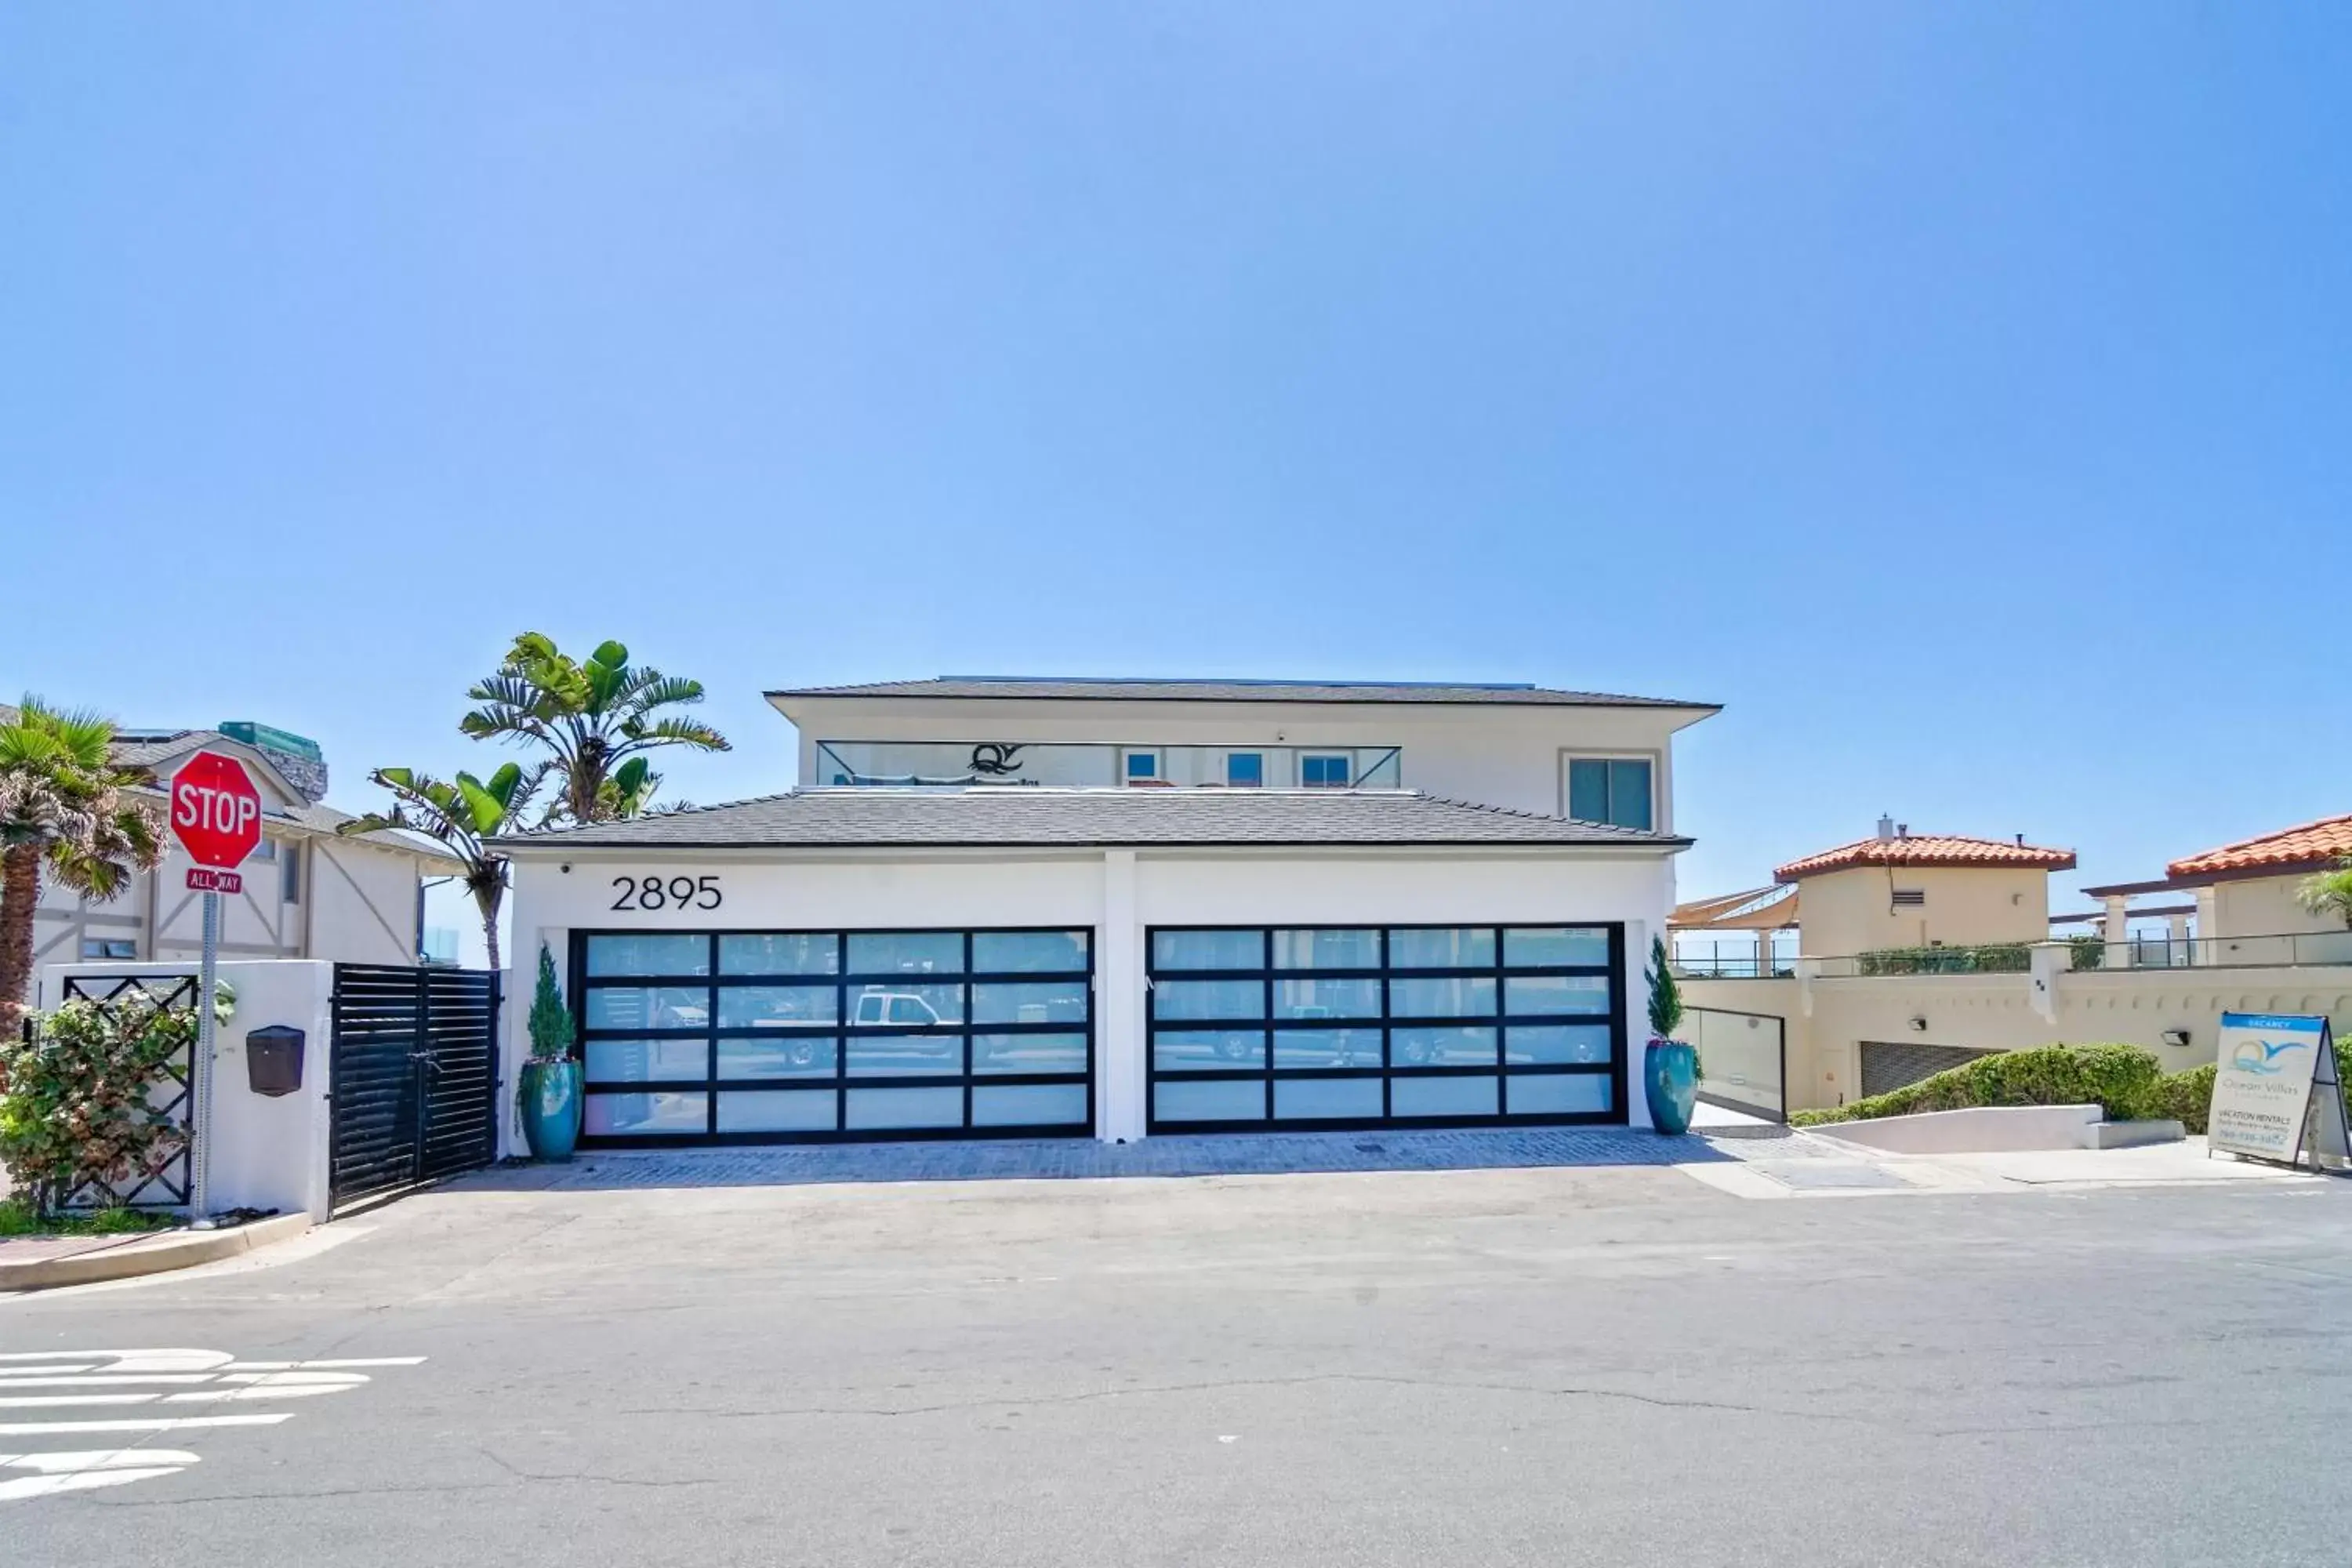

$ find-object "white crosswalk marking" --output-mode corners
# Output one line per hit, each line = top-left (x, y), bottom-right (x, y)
(0, 1349), (420, 1502)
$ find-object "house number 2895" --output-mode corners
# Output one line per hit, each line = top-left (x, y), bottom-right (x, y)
(611, 875), (723, 912)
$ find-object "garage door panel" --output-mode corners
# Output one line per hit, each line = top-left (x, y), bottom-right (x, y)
(575, 927), (1094, 1146)
(1146, 924), (1625, 1132)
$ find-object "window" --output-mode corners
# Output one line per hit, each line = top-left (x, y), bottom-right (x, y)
(1566, 757), (1654, 831)
(1147, 924), (1621, 1129)
(248, 838), (277, 862)
(1300, 754), (1352, 789)
(81, 938), (136, 960)
(282, 844), (302, 904)
(1225, 753), (1264, 788)
(1123, 750), (1160, 785)
(576, 928), (1093, 1144)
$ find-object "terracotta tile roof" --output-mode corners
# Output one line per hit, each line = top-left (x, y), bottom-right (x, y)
(1773, 834), (2076, 883)
(2167, 813), (2352, 879)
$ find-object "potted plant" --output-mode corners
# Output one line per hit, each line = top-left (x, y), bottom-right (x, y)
(1643, 935), (1697, 1134)
(518, 944), (583, 1161)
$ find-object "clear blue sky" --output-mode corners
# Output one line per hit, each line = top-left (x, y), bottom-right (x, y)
(5, 4), (2347, 937)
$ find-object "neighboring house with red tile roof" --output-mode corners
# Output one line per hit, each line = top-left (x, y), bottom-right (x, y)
(1759, 818), (2074, 960)
(2084, 811), (2352, 944)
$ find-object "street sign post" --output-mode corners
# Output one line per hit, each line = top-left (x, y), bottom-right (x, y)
(168, 750), (265, 1225)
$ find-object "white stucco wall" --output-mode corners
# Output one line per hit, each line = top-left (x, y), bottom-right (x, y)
(500, 844), (1675, 1147)
(38, 960), (336, 1219)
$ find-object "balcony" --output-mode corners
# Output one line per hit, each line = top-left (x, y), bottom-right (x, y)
(812, 739), (1402, 791)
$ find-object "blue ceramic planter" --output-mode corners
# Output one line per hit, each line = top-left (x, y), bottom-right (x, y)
(1644, 1039), (1697, 1134)
(520, 1058), (583, 1163)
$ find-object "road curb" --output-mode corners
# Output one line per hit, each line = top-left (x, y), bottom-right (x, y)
(0, 1210), (314, 1291)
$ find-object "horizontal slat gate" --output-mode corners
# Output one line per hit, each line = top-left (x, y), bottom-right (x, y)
(331, 964), (500, 1208)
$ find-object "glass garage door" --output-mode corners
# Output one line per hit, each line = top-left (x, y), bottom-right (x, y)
(573, 928), (1093, 1145)
(1147, 925), (1624, 1132)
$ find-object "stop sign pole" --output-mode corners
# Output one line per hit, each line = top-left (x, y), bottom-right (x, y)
(168, 750), (265, 1226)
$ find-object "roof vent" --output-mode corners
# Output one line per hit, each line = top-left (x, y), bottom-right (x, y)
(1896, 822), (1909, 839)
(2015, 833), (2026, 847)
(1876, 815), (1895, 843)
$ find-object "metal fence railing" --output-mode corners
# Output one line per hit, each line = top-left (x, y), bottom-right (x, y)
(2067, 930), (2352, 971)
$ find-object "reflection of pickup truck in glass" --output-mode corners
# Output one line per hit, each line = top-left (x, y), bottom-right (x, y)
(852, 991), (947, 1028)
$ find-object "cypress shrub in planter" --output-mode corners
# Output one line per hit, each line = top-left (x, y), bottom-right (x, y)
(517, 945), (583, 1162)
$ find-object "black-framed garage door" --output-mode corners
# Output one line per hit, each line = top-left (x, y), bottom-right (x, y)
(1146, 924), (1625, 1132)
(571, 927), (1093, 1146)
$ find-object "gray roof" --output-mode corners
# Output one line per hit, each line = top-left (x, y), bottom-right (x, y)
(109, 728), (229, 770)
(768, 677), (1716, 710)
(493, 788), (1690, 851)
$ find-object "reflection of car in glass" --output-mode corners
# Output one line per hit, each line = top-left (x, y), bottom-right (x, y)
(853, 991), (946, 1027)
(851, 990), (960, 1062)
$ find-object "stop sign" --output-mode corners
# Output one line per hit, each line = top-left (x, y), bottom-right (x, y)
(169, 750), (265, 869)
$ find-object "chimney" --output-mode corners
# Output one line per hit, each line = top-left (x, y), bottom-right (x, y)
(1896, 822), (1909, 840)
(2015, 833), (2025, 848)
(1876, 815), (1895, 843)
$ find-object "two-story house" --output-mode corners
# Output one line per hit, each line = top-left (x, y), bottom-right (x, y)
(493, 677), (1716, 1149)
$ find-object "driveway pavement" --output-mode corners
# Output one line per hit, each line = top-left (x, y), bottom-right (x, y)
(5, 1148), (2352, 1566)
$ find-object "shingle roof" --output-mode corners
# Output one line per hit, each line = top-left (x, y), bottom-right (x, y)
(768, 677), (1716, 710)
(1774, 834), (2075, 882)
(2166, 813), (2352, 880)
(108, 729), (225, 771)
(492, 788), (1692, 851)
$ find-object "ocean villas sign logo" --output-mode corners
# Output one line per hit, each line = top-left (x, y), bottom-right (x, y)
(2226, 1036), (2312, 1077)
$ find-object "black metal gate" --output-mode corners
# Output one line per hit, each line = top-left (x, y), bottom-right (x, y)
(329, 964), (501, 1208)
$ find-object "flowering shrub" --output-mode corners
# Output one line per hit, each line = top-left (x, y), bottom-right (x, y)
(0, 986), (225, 1214)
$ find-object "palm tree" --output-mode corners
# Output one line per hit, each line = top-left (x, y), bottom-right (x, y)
(460, 633), (729, 825)
(2299, 858), (2352, 931)
(338, 764), (540, 972)
(0, 699), (167, 1044)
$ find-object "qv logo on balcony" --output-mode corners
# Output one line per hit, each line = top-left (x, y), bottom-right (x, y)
(2227, 1038), (2310, 1076)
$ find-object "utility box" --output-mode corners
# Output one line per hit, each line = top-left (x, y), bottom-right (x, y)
(245, 1025), (306, 1098)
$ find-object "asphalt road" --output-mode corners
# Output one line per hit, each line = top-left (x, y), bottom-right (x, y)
(7, 1163), (2352, 1566)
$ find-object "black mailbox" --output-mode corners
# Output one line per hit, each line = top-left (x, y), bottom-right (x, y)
(245, 1025), (306, 1097)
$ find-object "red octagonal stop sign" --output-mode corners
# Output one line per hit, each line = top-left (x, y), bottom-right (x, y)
(169, 750), (265, 869)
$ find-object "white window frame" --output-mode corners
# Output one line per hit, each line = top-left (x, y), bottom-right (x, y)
(1120, 748), (1163, 786)
(1559, 750), (1663, 833)
(1223, 751), (1266, 789)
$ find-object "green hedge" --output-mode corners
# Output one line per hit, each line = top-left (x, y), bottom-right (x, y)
(1791, 1044), (2165, 1127)
(2147, 1064), (2216, 1134)
(1855, 944), (2032, 977)
(1795, 1038), (2352, 1134)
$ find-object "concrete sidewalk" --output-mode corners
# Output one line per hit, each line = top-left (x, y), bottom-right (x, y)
(1685, 1131), (2325, 1199)
(0, 1214), (312, 1290)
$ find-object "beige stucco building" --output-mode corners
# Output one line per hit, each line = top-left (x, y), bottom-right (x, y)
(1675, 815), (2352, 1116)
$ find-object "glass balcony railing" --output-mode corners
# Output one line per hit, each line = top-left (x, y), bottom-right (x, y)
(812, 740), (1403, 790)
